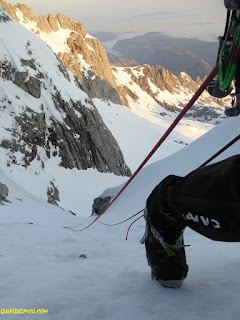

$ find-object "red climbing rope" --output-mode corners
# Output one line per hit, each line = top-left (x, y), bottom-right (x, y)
(125, 214), (144, 240)
(69, 64), (219, 232)
(97, 209), (144, 227)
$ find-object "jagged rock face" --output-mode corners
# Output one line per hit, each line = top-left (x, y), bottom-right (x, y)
(113, 65), (225, 122)
(0, 7), (131, 177)
(47, 14), (58, 32)
(50, 92), (131, 175)
(134, 66), (178, 94)
(0, 64), (130, 175)
(36, 13), (87, 35)
(0, 0), (37, 28)
(37, 14), (53, 33)
(60, 32), (122, 105)
(0, 0), (122, 105)
(1, 91), (131, 176)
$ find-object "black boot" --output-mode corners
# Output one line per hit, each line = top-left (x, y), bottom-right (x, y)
(145, 228), (189, 288)
(141, 176), (189, 288)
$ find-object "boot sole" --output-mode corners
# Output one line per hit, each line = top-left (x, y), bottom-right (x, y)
(159, 279), (184, 288)
(151, 271), (184, 288)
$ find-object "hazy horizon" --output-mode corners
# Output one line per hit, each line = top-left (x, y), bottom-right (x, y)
(7, 0), (226, 42)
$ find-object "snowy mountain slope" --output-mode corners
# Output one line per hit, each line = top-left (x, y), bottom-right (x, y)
(0, 5), (220, 216)
(93, 98), (214, 171)
(0, 7), (132, 212)
(113, 65), (230, 125)
(0, 117), (240, 320)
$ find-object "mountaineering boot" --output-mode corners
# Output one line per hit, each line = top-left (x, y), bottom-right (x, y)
(145, 227), (189, 288)
(141, 175), (189, 288)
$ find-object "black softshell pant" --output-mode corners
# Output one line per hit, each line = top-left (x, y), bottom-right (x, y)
(147, 155), (240, 242)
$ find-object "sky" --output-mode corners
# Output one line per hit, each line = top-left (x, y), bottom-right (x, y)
(8, 0), (227, 41)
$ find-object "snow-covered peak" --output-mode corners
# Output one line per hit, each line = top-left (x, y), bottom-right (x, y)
(113, 64), (229, 124)
(0, 0), (122, 105)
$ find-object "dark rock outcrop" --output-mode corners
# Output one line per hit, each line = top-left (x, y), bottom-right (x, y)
(81, 70), (122, 105)
(14, 71), (41, 99)
(50, 92), (131, 175)
(47, 181), (60, 206)
(92, 196), (111, 215)
(0, 182), (9, 203)
(0, 58), (12, 80)
(0, 65), (131, 175)
(0, 8), (10, 22)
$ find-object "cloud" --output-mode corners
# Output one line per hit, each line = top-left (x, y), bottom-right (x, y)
(7, 0), (226, 41)
(132, 10), (197, 20)
(133, 11), (174, 19)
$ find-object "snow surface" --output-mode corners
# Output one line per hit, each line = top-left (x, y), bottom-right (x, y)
(93, 99), (213, 170)
(1, 115), (240, 320)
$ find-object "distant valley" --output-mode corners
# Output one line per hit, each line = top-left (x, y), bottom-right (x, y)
(99, 31), (218, 80)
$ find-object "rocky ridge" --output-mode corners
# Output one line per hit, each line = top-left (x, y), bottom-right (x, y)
(113, 65), (225, 123)
(0, 0), (122, 106)
(108, 53), (140, 67)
